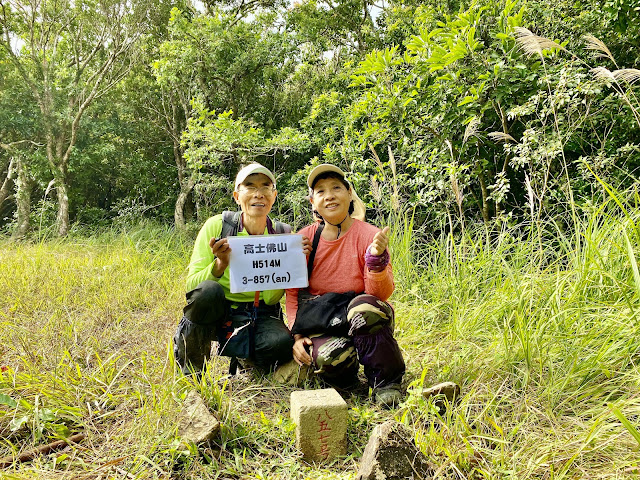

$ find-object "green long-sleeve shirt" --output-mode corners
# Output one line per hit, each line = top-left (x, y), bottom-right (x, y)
(186, 214), (285, 305)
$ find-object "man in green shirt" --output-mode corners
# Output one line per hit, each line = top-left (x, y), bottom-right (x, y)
(173, 163), (295, 376)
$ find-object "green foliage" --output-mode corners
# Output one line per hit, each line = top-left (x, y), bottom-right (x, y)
(181, 101), (311, 218)
(298, 0), (640, 231)
(285, 0), (380, 54)
(154, 7), (300, 127)
(1, 0), (639, 234)
(303, 0), (536, 224)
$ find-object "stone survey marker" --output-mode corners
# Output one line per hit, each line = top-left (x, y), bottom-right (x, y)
(290, 388), (347, 462)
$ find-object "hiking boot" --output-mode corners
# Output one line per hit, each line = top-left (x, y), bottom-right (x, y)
(374, 385), (403, 409)
(173, 316), (212, 377)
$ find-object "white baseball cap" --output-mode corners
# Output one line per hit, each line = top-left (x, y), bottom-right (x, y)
(234, 163), (277, 190)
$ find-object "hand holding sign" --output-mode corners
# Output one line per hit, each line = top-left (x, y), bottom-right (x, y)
(209, 236), (231, 278)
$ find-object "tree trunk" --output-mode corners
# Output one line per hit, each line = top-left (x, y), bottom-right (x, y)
(184, 191), (195, 222)
(44, 128), (72, 236)
(0, 157), (16, 207)
(477, 169), (490, 225)
(52, 161), (70, 236)
(56, 180), (70, 236)
(13, 156), (30, 238)
(174, 174), (196, 229)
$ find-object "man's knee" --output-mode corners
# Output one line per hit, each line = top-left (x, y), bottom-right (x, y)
(254, 319), (294, 367)
(271, 328), (294, 353)
(347, 294), (394, 336)
(187, 280), (225, 306)
(184, 280), (226, 326)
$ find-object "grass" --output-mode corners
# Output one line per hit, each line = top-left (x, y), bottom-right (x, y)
(1, 208), (640, 479)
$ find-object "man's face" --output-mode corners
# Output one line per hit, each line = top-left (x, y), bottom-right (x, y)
(233, 173), (277, 218)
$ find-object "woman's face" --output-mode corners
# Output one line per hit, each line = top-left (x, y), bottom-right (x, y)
(310, 177), (352, 222)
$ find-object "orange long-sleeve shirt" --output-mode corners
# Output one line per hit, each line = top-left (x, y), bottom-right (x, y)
(285, 219), (394, 329)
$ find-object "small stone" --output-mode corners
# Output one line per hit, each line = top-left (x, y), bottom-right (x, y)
(357, 420), (432, 480)
(273, 359), (315, 385)
(290, 388), (347, 462)
(177, 390), (220, 444)
(421, 382), (461, 404)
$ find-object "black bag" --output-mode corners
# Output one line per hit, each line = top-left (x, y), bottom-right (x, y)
(291, 290), (357, 336)
(291, 222), (359, 336)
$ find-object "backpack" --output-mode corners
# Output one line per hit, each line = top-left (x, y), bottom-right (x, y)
(220, 211), (291, 237)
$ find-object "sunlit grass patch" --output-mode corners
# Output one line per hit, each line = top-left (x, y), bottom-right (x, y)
(391, 202), (640, 478)
(0, 229), (189, 478)
(2, 209), (640, 478)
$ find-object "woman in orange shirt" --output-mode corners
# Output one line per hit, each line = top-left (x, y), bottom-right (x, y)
(286, 164), (405, 407)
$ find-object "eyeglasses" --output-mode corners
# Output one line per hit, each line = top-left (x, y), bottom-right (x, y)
(238, 185), (275, 195)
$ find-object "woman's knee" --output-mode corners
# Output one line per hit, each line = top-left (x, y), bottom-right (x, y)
(310, 335), (357, 375)
(346, 294), (394, 336)
(354, 325), (405, 387)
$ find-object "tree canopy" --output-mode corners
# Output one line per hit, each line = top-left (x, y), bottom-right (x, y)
(0, 0), (638, 235)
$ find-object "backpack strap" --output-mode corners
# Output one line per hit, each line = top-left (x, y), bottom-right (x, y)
(274, 221), (292, 234)
(221, 211), (241, 238)
(221, 210), (241, 376)
(306, 223), (324, 280)
(224, 210), (291, 236)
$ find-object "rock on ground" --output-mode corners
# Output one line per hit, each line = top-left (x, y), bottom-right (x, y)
(273, 359), (315, 385)
(357, 420), (432, 480)
(177, 390), (220, 444)
(421, 382), (460, 404)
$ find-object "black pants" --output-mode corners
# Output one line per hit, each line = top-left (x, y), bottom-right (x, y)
(173, 280), (294, 374)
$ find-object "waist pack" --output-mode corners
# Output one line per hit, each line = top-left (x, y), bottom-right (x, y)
(291, 290), (358, 337)
(216, 312), (254, 359)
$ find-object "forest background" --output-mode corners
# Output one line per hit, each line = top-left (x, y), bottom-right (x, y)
(2, 0), (640, 478)
(1, 0), (638, 236)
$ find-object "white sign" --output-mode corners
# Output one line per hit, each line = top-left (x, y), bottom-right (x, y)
(227, 234), (308, 293)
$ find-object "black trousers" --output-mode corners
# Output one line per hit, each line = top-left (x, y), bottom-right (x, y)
(173, 280), (294, 374)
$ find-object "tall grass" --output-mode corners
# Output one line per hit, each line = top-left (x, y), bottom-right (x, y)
(378, 33), (640, 478)
(2, 201), (640, 478)
(388, 193), (640, 477)
(0, 223), (199, 478)
(0, 224), (378, 479)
